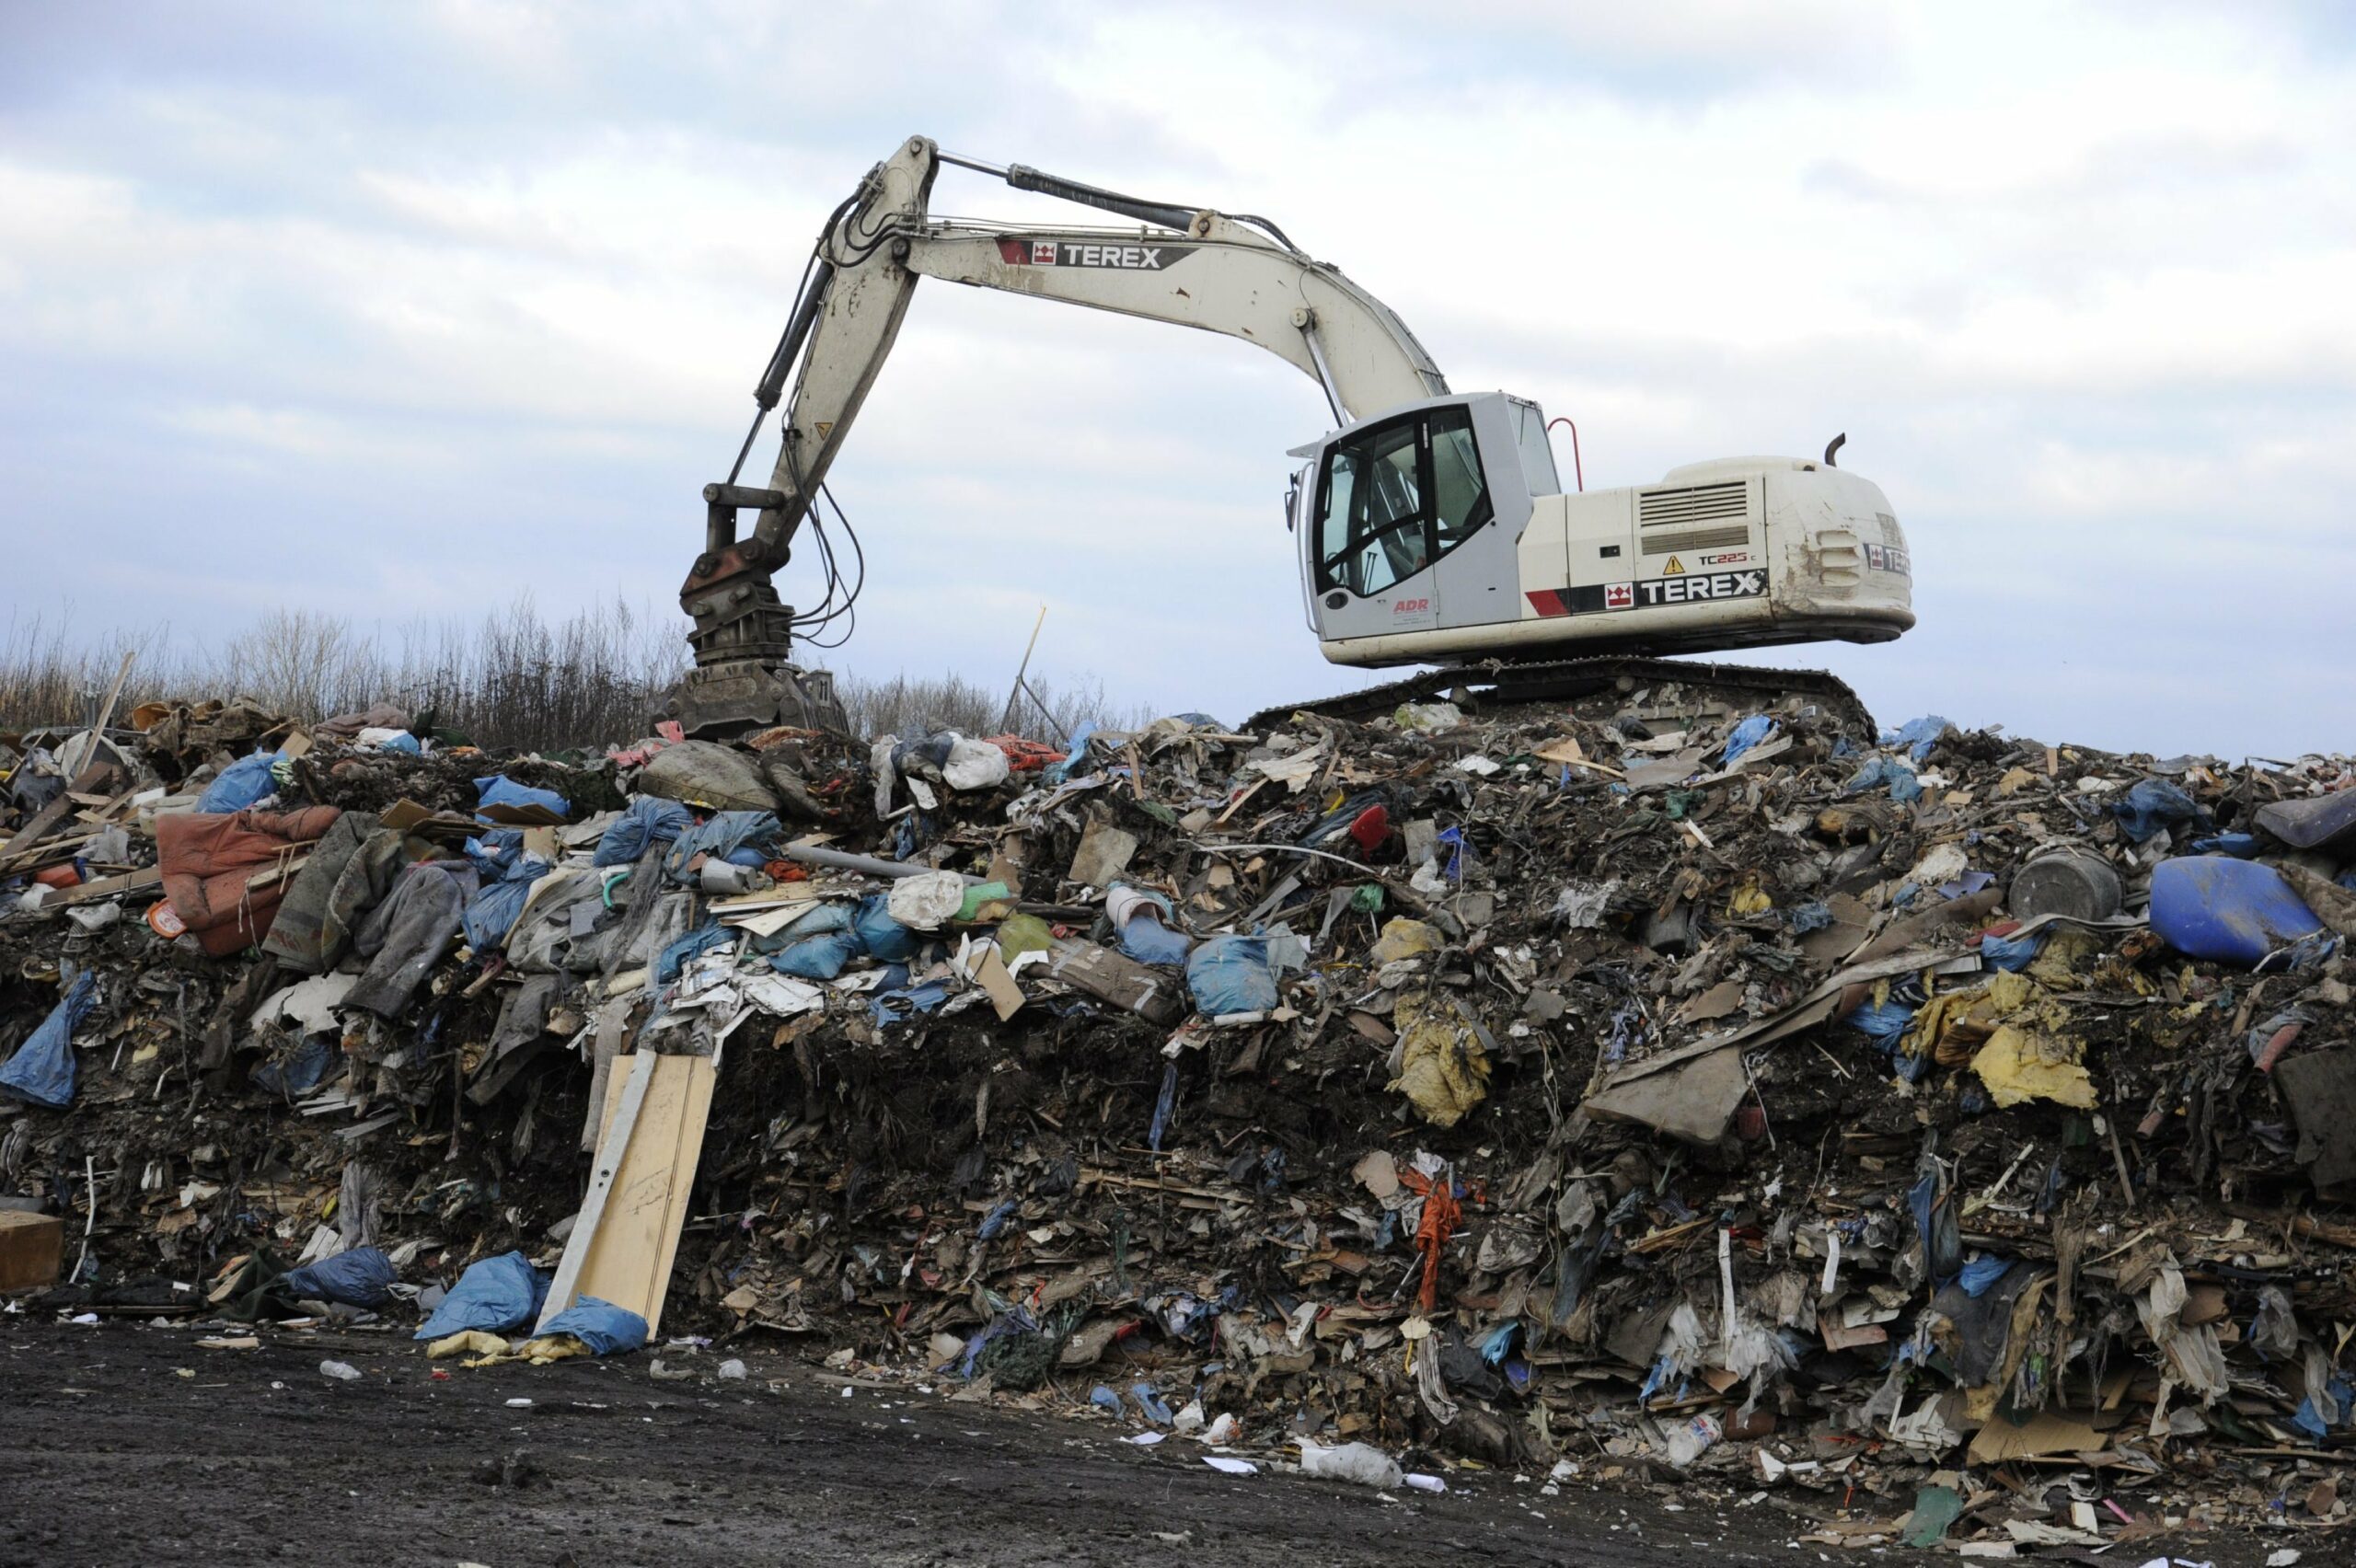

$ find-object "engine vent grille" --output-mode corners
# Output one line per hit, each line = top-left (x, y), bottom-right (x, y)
(1639, 479), (1749, 528)
(1643, 525), (1750, 556)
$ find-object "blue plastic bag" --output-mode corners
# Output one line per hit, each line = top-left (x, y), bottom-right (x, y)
(654, 924), (737, 985)
(869, 977), (953, 1026)
(1842, 755), (1922, 803)
(2187, 832), (2261, 859)
(1956, 1254), (2016, 1297)
(1720, 715), (1776, 767)
(663, 811), (780, 883)
(250, 1034), (337, 1098)
(1111, 886), (1193, 967)
(2151, 856), (2322, 965)
(851, 894), (919, 962)
(770, 930), (862, 979)
(1842, 997), (1916, 1046)
(1782, 901), (1832, 935)
(0, 970), (98, 1109)
(1186, 935), (1278, 1017)
(474, 775), (569, 820)
(1044, 721), (1101, 785)
(2109, 779), (2205, 844)
(197, 751), (286, 813)
(536, 1295), (648, 1355)
(279, 1245), (398, 1309)
(413, 1250), (549, 1340)
(594, 796), (693, 867)
(1980, 931), (2044, 972)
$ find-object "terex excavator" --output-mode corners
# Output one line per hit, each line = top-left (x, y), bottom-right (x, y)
(676, 135), (1912, 736)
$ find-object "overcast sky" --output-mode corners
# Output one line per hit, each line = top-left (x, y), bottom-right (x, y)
(4, 2), (2351, 755)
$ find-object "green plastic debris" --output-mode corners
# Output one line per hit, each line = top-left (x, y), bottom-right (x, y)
(958, 881), (1013, 922)
(1901, 1484), (1963, 1548)
(994, 913), (1056, 963)
(1349, 884), (1386, 914)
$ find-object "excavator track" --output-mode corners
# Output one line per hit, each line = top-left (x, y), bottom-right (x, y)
(1245, 657), (1877, 738)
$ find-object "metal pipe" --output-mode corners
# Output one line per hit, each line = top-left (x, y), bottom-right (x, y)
(936, 149), (1011, 177)
(779, 844), (983, 883)
(1546, 417), (1584, 492)
(1298, 315), (1346, 425)
(1002, 163), (1195, 232)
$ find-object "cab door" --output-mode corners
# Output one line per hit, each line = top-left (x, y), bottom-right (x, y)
(1306, 410), (1439, 642)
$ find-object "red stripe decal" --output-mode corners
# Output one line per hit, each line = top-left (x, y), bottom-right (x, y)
(1525, 589), (1568, 617)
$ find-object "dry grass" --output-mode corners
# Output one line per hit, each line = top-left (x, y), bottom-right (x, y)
(0, 602), (1142, 752)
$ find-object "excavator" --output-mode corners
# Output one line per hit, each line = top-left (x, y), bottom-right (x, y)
(674, 135), (1912, 736)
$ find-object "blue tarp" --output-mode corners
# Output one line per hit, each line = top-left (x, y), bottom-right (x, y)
(1186, 934), (1278, 1017)
(1879, 715), (1953, 762)
(197, 751), (286, 813)
(594, 796), (693, 867)
(0, 970), (98, 1109)
(1720, 715), (1777, 767)
(413, 1250), (549, 1340)
(536, 1296), (648, 1355)
(458, 832), (549, 951)
(280, 1246), (398, 1309)
(474, 775), (569, 820)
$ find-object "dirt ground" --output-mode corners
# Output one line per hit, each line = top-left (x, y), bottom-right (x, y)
(0, 1321), (2308, 1568)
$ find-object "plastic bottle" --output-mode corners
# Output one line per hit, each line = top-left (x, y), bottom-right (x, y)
(1664, 1412), (1721, 1468)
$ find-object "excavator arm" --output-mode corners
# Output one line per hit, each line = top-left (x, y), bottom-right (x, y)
(675, 134), (1448, 734)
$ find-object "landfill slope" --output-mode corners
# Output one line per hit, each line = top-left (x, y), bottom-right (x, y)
(1, 682), (2352, 1559)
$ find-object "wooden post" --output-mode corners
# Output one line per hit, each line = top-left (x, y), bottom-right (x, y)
(999, 605), (1048, 733)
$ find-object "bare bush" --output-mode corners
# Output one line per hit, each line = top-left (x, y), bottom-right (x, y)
(0, 602), (1146, 752)
(832, 668), (1148, 741)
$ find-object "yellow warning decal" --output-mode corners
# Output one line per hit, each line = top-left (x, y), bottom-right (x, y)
(1663, 555), (1686, 574)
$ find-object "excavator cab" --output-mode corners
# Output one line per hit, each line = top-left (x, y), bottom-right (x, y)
(1294, 391), (1914, 669)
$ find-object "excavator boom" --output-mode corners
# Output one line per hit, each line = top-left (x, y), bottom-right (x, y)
(673, 135), (1913, 737)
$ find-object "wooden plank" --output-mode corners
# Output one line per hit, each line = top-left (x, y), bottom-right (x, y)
(50, 651), (136, 781)
(536, 1052), (654, 1335)
(1045, 938), (1184, 1025)
(55, 867), (164, 905)
(541, 1053), (714, 1338)
(0, 761), (122, 865)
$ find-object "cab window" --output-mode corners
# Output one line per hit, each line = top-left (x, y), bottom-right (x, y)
(1314, 407), (1490, 598)
(1316, 415), (1424, 597)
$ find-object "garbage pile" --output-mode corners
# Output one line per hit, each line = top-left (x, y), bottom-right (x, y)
(4, 679), (2355, 1553)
